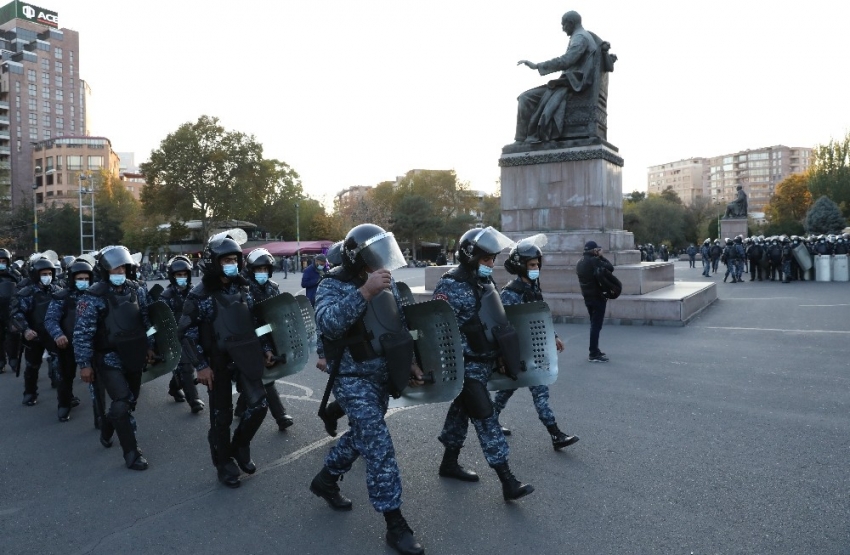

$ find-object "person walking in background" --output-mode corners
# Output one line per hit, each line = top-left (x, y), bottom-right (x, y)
(301, 254), (327, 307)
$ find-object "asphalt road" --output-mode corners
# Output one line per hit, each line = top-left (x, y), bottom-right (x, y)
(1, 263), (848, 555)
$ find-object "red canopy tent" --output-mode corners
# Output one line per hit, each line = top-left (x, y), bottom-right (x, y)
(251, 240), (334, 256)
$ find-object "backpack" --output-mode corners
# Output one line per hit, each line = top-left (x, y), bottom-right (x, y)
(594, 266), (622, 300)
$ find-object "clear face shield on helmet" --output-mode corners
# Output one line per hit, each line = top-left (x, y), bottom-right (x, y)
(356, 231), (408, 272)
(471, 226), (516, 256)
(515, 233), (547, 258)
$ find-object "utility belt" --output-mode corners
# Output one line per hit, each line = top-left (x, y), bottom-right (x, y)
(463, 353), (498, 364)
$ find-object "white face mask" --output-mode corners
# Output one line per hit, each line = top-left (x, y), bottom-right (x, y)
(40, 275), (52, 286)
(528, 269), (540, 280)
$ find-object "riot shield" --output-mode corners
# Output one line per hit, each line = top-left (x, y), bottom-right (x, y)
(792, 244), (813, 271)
(396, 281), (416, 307)
(487, 301), (558, 391)
(295, 294), (316, 345)
(142, 301), (181, 384)
(148, 283), (164, 301)
(254, 292), (310, 380)
(389, 299), (464, 408)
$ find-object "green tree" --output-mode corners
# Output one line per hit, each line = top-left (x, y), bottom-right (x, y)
(94, 170), (141, 247)
(0, 204), (35, 253)
(808, 133), (850, 217)
(805, 195), (847, 233)
(628, 195), (686, 246)
(391, 195), (441, 259)
(399, 170), (477, 247)
(682, 196), (716, 245)
(38, 204), (81, 255)
(765, 173), (813, 224)
(140, 115), (271, 241)
(660, 187), (682, 205)
(243, 159), (304, 240)
(625, 190), (646, 204)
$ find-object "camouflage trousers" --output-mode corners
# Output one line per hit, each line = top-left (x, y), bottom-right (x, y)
(734, 260), (745, 280)
(493, 385), (556, 428)
(438, 361), (509, 467)
(325, 376), (402, 513)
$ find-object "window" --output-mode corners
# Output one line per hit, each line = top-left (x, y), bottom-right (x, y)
(42, 86), (50, 99)
(27, 68), (35, 82)
(15, 111), (20, 123)
(55, 117), (63, 129)
(46, 190), (53, 197)
(69, 64), (73, 76)
(42, 114), (49, 127)
(55, 46), (62, 59)
(43, 129), (50, 139)
(54, 74), (61, 87)
(70, 120), (75, 131)
(27, 97), (35, 111)
(57, 173), (62, 185)
(29, 129), (37, 141)
(46, 174), (53, 185)
(55, 190), (62, 196)
(55, 103), (62, 115)
(88, 155), (103, 169)
(42, 100), (49, 112)
(28, 83), (36, 96)
(56, 156), (62, 170)
(28, 113), (36, 126)
(55, 60), (62, 73)
(15, 81), (20, 92)
(67, 155), (83, 170)
(46, 156), (53, 171)
(41, 58), (49, 71)
(70, 51), (74, 63)
(35, 158), (42, 171)
(55, 89), (63, 101)
(41, 72), (48, 85)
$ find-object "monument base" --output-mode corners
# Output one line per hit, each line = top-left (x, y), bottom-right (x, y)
(720, 218), (748, 240)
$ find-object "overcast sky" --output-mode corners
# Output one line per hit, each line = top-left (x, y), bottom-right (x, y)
(46, 0), (850, 206)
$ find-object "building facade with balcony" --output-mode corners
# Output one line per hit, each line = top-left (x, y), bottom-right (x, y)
(0, 2), (87, 209)
(32, 135), (119, 211)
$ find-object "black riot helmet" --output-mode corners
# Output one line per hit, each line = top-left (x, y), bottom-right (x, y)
(734, 235), (743, 244)
(325, 240), (344, 267)
(456, 226), (515, 268)
(342, 224), (406, 272)
(504, 233), (546, 277)
(67, 259), (94, 287)
(200, 232), (243, 277)
(166, 255), (193, 287)
(725, 238), (733, 246)
(61, 255), (75, 272)
(98, 245), (137, 281)
(29, 256), (56, 283)
(0, 248), (11, 266)
(245, 248), (275, 277)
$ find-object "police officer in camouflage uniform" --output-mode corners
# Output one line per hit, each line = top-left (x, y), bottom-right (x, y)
(43, 258), (92, 421)
(238, 248), (293, 431)
(314, 240), (346, 437)
(780, 236), (794, 284)
(74, 246), (156, 471)
(309, 224), (425, 555)
(179, 232), (276, 488)
(0, 248), (22, 374)
(10, 255), (62, 406)
(732, 235), (746, 282)
(160, 255), (204, 413)
(493, 235), (578, 450)
(433, 227), (534, 502)
(699, 239), (711, 277)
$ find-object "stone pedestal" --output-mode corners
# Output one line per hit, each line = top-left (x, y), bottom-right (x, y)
(720, 218), (748, 241)
(416, 144), (716, 325)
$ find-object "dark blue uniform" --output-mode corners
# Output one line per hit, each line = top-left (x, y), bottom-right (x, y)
(10, 280), (61, 401)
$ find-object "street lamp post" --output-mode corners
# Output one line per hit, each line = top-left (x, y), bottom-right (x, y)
(33, 165), (41, 252)
(295, 201), (301, 272)
(79, 173), (93, 254)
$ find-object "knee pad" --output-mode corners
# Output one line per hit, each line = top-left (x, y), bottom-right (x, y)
(461, 378), (493, 420)
(108, 397), (134, 420)
(213, 408), (233, 429)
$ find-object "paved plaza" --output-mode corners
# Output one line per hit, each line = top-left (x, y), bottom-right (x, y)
(1, 262), (848, 555)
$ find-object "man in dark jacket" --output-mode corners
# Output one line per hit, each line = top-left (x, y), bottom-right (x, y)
(575, 241), (614, 363)
(301, 254), (327, 307)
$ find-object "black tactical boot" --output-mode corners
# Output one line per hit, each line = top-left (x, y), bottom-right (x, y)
(547, 424), (579, 450)
(276, 414), (294, 431)
(232, 444), (256, 474)
(310, 467), (352, 510)
(320, 400), (345, 437)
(57, 406), (71, 422)
(168, 377), (186, 402)
(71, 396), (80, 408)
(723, 275), (728, 282)
(438, 446), (479, 482)
(217, 458), (241, 488)
(124, 449), (149, 471)
(189, 399), (205, 414)
(22, 392), (38, 406)
(384, 509), (424, 555)
(493, 462), (534, 501)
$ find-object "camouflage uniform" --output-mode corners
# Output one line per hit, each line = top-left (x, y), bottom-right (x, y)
(433, 272), (509, 467)
(73, 281), (154, 458)
(44, 287), (85, 410)
(10, 280), (61, 400)
(178, 279), (270, 472)
(316, 274), (407, 513)
(492, 280), (556, 427)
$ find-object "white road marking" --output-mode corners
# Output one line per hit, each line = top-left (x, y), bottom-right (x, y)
(700, 326), (850, 334)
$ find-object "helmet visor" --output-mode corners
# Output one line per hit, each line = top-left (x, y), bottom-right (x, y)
(515, 233), (547, 257)
(358, 231), (407, 272)
(472, 226), (515, 255)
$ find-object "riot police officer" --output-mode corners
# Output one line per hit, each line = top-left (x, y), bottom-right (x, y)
(732, 235), (746, 282)
(746, 237), (764, 281)
(710, 240), (723, 273)
(43, 258), (92, 421)
(781, 237), (794, 284)
(767, 237), (783, 281)
(160, 255), (204, 413)
(309, 224), (425, 555)
(10, 255), (62, 406)
(494, 235), (578, 450)
(178, 232), (275, 488)
(433, 227), (534, 502)
(314, 240), (346, 437)
(74, 246), (156, 471)
(0, 248), (22, 374)
(699, 239), (711, 277)
(239, 248), (293, 431)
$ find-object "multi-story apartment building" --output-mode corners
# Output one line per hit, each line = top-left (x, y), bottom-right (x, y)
(32, 135), (119, 210)
(648, 145), (813, 213)
(0, 2), (87, 209)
